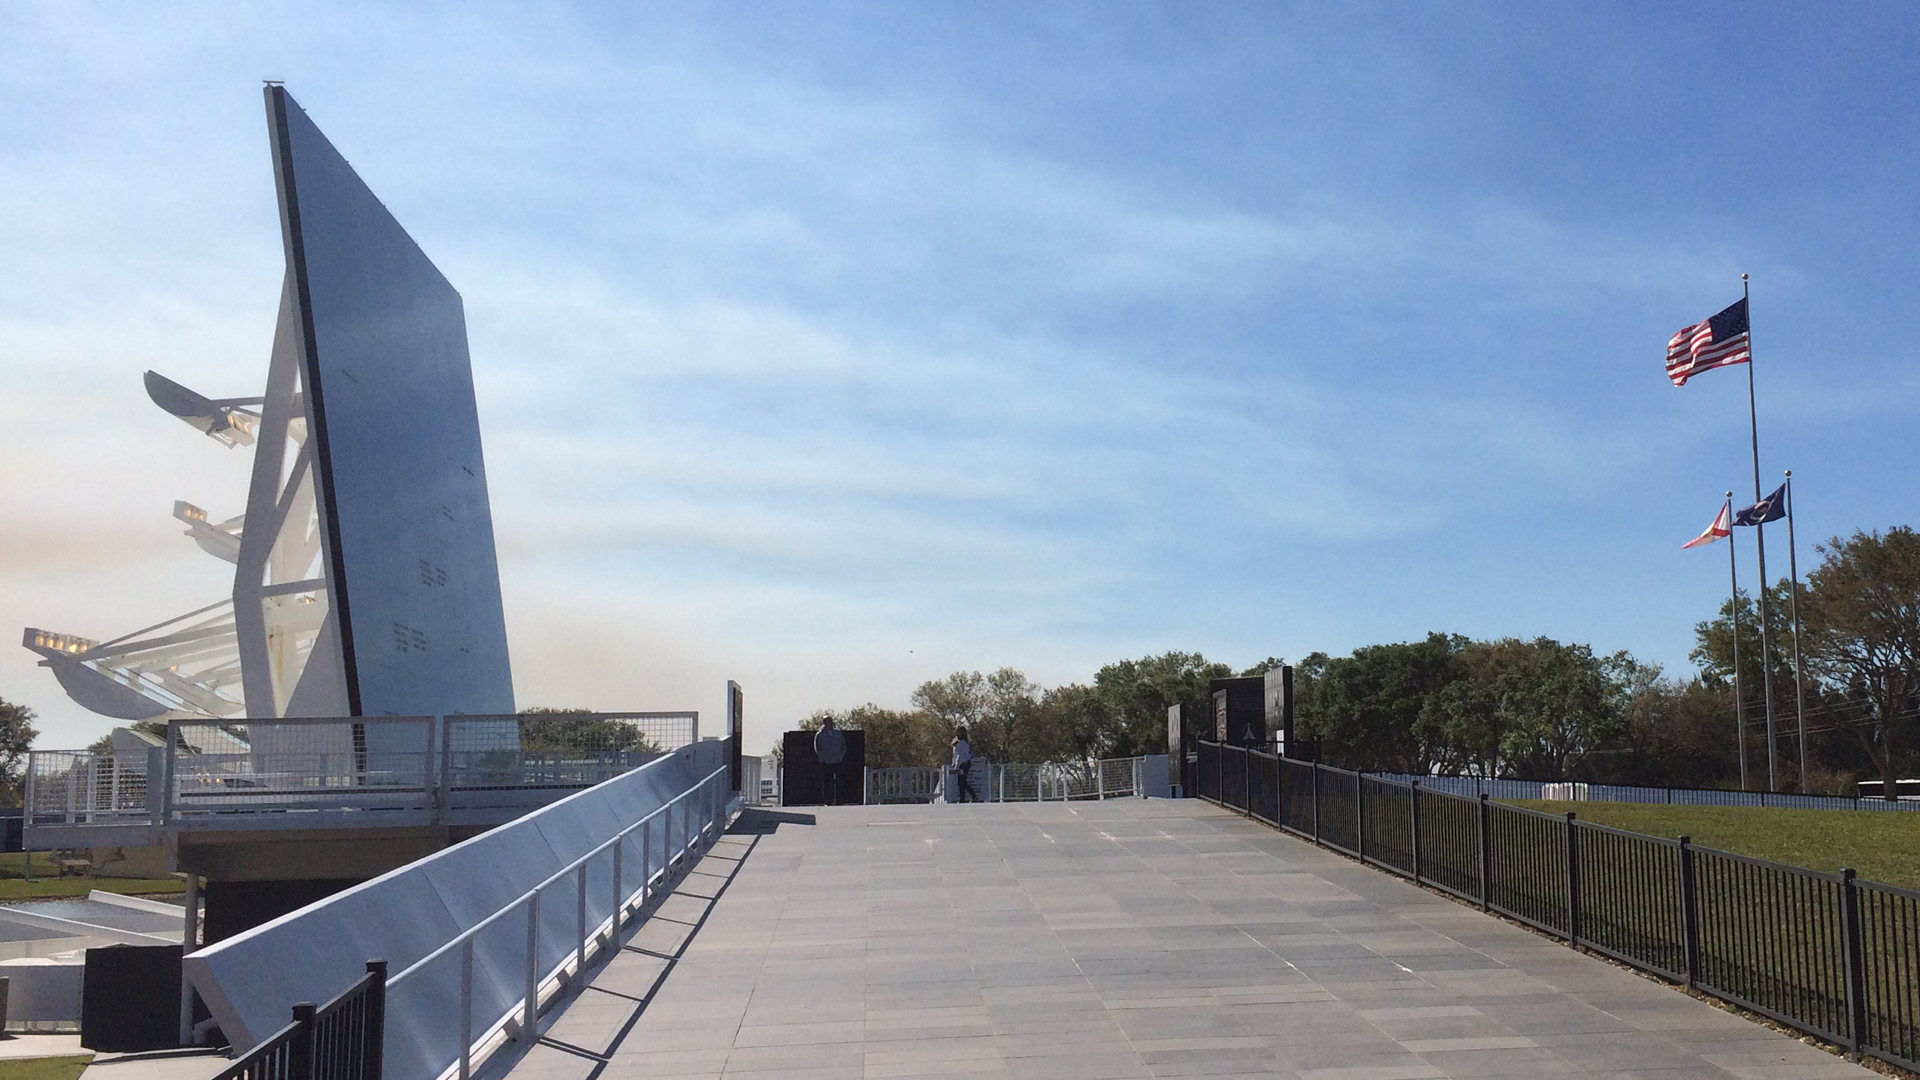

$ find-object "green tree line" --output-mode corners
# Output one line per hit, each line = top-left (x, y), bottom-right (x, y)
(787, 526), (1920, 795)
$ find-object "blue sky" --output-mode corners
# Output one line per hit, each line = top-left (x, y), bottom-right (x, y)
(4, 2), (1918, 754)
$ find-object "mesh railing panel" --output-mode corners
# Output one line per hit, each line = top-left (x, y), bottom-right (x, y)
(171, 718), (435, 819)
(27, 751), (151, 825)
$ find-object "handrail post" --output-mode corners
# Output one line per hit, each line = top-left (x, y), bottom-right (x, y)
(1241, 747), (1250, 814)
(1564, 812), (1580, 946)
(1409, 781), (1422, 885)
(459, 940), (473, 1080)
(1355, 771), (1366, 863)
(364, 959), (388, 1080)
(576, 863), (588, 975)
(1477, 793), (1492, 911)
(1677, 836), (1699, 990)
(612, 833), (624, 937)
(1310, 760), (1320, 845)
(1839, 868), (1868, 1059)
(289, 1002), (316, 1080)
(641, 820), (651, 906)
(523, 892), (540, 1038)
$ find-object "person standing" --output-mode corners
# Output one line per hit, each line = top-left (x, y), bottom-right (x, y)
(814, 716), (848, 805)
(951, 726), (979, 803)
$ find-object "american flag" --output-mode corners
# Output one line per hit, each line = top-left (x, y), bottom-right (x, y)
(1665, 298), (1750, 387)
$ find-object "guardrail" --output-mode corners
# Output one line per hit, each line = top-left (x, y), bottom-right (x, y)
(1192, 740), (1920, 1074)
(23, 712), (699, 845)
(185, 739), (737, 1080)
(862, 757), (1160, 804)
(213, 960), (386, 1080)
(386, 763), (731, 1080)
(1360, 769), (1920, 811)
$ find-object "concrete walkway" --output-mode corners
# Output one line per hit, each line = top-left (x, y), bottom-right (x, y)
(501, 799), (1874, 1080)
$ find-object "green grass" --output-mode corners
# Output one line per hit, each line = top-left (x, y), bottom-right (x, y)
(0, 1056), (92, 1080)
(1507, 799), (1920, 891)
(0, 852), (184, 901)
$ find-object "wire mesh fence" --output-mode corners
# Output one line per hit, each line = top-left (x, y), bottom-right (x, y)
(1191, 740), (1920, 1073)
(25, 712), (701, 835)
(25, 750), (152, 826)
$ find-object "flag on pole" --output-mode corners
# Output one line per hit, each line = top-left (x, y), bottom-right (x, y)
(1683, 503), (1733, 549)
(1666, 298), (1751, 386)
(1734, 482), (1788, 527)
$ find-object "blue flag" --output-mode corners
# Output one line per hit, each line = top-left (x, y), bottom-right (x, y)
(1734, 483), (1787, 527)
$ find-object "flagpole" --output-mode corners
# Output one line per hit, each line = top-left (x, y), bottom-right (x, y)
(1786, 470), (1808, 789)
(1742, 273), (1779, 791)
(1726, 492), (1748, 791)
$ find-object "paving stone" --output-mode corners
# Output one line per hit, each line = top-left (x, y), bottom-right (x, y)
(499, 801), (1876, 1080)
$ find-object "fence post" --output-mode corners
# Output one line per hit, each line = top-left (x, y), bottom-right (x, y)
(1563, 813), (1580, 946)
(1838, 868), (1868, 1059)
(613, 835), (624, 937)
(1677, 836), (1699, 990)
(576, 864), (588, 975)
(1355, 771), (1366, 863)
(1409, 782), (1422, 886)
(1310, 761), (1321, 845)
(1477, 794), (1492, 912)
(289, 1001), (316, 1080)
(524, 892), (540, 1037)
(364, 959), (388, 1080)
(459, 939), (474, 1080)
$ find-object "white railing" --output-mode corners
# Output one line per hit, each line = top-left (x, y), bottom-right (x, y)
(23, 712), (701, 843)
(858, 756), (1158, 804)
(387, 763), (733, 1080)
(866, 767), (944, 804)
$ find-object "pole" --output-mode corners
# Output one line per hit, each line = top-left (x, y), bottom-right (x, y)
(1727, 494), (1748, 791)
(1786, 471), (1809, 790)
(1742, 275), (1778, 792)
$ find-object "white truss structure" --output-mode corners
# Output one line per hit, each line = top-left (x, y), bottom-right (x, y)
(22, 277), (346, 721)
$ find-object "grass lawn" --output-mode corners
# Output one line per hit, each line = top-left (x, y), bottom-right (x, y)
(1506, 799), (1920, 891)
(0, 852), (184, 901)
(0, 1057), (91, 1080)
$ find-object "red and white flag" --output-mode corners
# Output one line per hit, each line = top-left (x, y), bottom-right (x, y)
(1666, 298), (1751, 387)
(1682, 503), (1732, 549)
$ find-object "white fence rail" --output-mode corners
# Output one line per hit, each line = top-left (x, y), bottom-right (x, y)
(862, 756), (1166, 804)
(24, 712), (700, 847)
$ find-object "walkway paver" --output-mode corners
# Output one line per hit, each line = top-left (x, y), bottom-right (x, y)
(503, 799), (1876, 1080)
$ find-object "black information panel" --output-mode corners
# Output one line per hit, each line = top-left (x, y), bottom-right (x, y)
(781, 729), (866, 806)
(269, 87), (514, 718)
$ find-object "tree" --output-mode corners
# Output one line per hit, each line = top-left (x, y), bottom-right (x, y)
(1478, 638), (1622, 781)
(517, 707), (661, 755)
(1296, 634), (1466, 773)
(1090, 651), (1232, 756)
(0, 698), (40, 808)
(1802, 527), (1920, 795)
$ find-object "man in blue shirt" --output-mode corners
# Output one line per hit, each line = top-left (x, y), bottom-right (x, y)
(814, 716), (848, 805)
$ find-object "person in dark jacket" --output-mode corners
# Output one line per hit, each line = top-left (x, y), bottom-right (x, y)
(951, 726), (979, 803)
(814, 716), (848, 805)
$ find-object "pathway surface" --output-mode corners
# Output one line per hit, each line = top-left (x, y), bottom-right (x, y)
(501, 799), (1874, 1080)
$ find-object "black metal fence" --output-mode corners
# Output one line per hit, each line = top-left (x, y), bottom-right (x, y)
(1193, 741), (1920, 1073)
(213, 960), (386, 1080)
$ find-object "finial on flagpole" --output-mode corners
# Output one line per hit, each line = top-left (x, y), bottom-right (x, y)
(1742, 273), (1749, 281)
(1784, 469), (1791, 478)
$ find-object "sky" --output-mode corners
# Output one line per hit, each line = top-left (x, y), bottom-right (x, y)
(4, 2), (1919, 757)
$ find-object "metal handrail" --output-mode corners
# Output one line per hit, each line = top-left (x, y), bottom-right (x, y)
(386, 763), (731, 1080)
